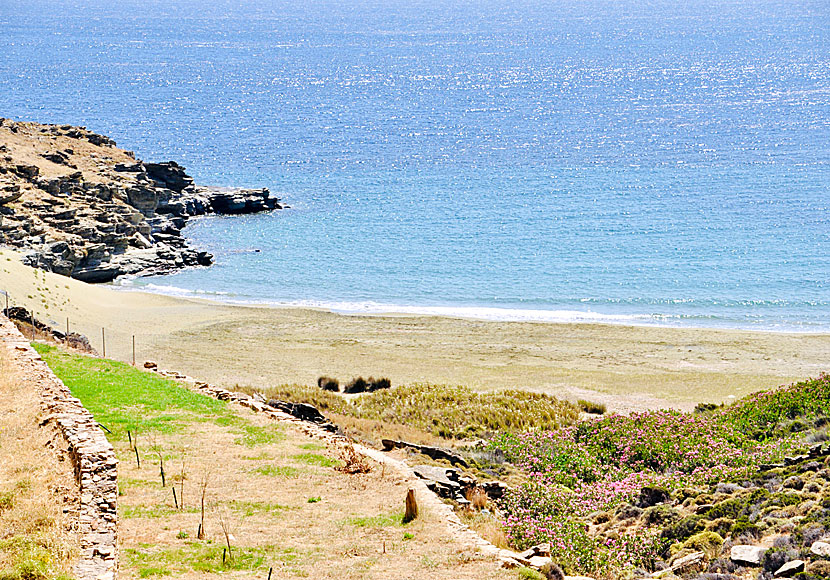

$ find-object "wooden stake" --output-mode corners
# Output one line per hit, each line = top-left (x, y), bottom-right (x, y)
(267, 568), (272, 580)
(127, 430), (132, 448)
(132, 335), (136, 366)
(134, 443), (141, 469)
(172, 487), (179, 509)
(101, 327), (106, 357)
(403, 488), (418, 523)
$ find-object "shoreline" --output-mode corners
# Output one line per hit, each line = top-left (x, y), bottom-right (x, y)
(2, 249), (828, 415)
(113, 277), (830, 335)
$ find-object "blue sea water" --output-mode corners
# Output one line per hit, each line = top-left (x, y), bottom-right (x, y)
(1, 0), (829, 330)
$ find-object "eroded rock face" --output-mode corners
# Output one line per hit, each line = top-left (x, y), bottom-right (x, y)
(0, 118), (285, 282)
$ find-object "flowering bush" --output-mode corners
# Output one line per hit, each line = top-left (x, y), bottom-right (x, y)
(490, 374), (829, 578)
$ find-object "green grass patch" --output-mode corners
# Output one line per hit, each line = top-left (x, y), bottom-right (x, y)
(344, 512), (405, 528)
(121, 505), (200, 519)
(0, 536), (71, 580)
(234, 424), (285, 447)
(33, 344), (229, 440)
(125, 543), (291, 575)
(291, 453), (339, 468)
(251, 465), (301, 478)
(240, 452), (273, 461)
(298, 443), (324, 451)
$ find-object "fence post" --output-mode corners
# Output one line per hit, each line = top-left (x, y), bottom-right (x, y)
(132, 335), (136, 366)
(102, 327), (106, 358)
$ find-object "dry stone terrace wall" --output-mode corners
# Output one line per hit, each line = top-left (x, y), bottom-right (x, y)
(0, 315), (117, 580)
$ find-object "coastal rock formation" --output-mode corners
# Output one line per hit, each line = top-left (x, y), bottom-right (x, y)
(0, 118), (283, 282)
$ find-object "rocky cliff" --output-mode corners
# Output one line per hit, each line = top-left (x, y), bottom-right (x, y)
(0, 118), (283, 282)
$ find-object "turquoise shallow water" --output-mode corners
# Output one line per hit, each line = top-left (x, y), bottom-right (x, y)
(1, 0), (829, 330)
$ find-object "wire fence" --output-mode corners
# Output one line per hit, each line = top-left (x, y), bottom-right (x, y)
(1, 287), (167, 367)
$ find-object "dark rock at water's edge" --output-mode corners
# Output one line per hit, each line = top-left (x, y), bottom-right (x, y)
(0, 118), (285, 283)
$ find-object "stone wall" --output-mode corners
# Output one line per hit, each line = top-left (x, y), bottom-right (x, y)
(0, 316), (117, 580)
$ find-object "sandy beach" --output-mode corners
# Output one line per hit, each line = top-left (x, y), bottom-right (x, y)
(1, 249), (827, 413)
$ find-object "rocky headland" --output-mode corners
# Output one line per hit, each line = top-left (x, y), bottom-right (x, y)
(0, 118), (283, 282)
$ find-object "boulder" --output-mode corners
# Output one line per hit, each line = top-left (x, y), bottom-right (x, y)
(482, 480), (508, 499)
(774, 560), (805, 577)
(811, 541), (830, 557)
(14, 164), (39, 179)
(637, 486), (671, 508)
(670, 551), (705, 574)
(527, 556), (552, 569)
(730, 545), (766, 566)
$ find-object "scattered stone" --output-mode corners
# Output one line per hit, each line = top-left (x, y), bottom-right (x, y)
(774, 560), (805, 577)
(381, 438), (468, 467)
(670, 551), (705, 574)
(143, 361), (158, 369)
(811, 541), (830, 557)
(527, 555), (553, 569)
(730, 544), (767, 566)
(265, 400), (336, 432)
(781, 475), (804, 490)
(637, 486), (670, 508)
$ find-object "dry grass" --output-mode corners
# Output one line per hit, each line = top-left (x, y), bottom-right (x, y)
(0, 352), (77, 580)
(239, 382), (579, 442)
(35, 345), (513, 580)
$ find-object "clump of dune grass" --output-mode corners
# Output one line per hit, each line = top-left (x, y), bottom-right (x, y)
(239, 382), (579, 440)
(577, 399), (606, 415)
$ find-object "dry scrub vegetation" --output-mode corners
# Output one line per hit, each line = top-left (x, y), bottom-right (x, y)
(0, 351), (77, 580)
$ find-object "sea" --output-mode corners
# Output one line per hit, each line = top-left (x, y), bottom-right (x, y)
(1, 0), (829, 331)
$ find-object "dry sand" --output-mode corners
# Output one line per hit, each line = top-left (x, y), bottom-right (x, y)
(1, 249), (827, 413)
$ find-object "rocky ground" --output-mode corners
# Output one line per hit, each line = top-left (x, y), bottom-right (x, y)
(0, 118), (283, 282)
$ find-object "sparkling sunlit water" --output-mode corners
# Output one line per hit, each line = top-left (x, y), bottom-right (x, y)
(1, 0), (828, 330)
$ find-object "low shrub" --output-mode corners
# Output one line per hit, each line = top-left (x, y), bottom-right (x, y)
(317, 376), (339, 392)
(366, 377), (391, 392)
(343, 377), (368, 394)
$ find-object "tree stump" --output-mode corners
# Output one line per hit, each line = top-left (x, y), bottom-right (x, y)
(403, 488), (418, 523)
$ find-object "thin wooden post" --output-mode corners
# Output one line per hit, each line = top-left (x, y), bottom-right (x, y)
(132, 335), (136, 366)
(101, 327), (106, 357)
(403, 488), (418, 523)
(30, 310), (35, 341)
(66, 317), (69, 337)
(172, 487), (179, 509)
(4, 290), (8, 313)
